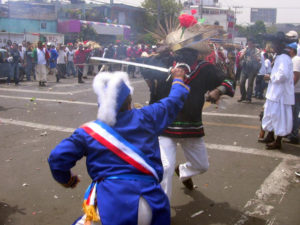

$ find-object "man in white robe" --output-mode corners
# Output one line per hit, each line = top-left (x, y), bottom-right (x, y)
(262, 39), (295, 149)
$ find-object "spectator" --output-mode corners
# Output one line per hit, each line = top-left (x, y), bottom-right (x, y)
(66, 43), (76, 77)
(255, 51), (267, 99)
(32, 41), (50, 86)
(238, 38), (261, 103)
(49, 44), (59, 82)
(262, 34), (295, 150)
(282, 42), (300, 144)
(24, 43), (33, 81)
(74, 43), (91, 83)
(57, 44), (67, 79)
(7, 42), (21, 85)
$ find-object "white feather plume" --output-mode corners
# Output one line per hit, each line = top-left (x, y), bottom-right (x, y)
(93, 71), (133, 126)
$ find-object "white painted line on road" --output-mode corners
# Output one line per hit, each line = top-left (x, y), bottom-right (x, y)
(234, 159), (298, 225)
(0, 87), (73, 95)
(206, 143), (298, 160)
(1, 93), (259, 120)
(0, 95), (97, 106)
(0, 117), (74, 133)
(203, 112), (258, 119)
(1, 117), (298, 161)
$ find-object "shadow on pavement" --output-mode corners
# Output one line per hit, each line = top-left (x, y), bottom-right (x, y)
(171, 189), (266, 225)
(0, 201), (26, 224)
(280, 143), (300, 157)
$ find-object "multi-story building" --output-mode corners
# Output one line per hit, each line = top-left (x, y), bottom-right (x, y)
(182, 0), (235, 39)
(0, 1), (63, 46)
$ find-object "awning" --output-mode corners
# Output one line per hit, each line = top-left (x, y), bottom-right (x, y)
(57, 20), (131, 39)
(80, 20), (130, 36)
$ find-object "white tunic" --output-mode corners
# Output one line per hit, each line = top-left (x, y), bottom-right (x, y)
(262, 53), (295, 136)
(265, 54), (294, 105)
(37, 48), (47, 65)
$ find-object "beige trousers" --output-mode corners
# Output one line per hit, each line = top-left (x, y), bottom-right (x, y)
(35, 64), (47, 82)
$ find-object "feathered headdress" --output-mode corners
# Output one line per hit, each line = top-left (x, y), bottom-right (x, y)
(93, 72), (134, 126)
(147, 11), (224, 54)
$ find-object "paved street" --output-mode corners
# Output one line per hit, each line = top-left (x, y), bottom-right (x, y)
(0, 75), (299, 225)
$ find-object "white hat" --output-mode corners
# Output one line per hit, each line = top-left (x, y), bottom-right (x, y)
(93, 72), (133, 126)
(286, 30), (299, 39)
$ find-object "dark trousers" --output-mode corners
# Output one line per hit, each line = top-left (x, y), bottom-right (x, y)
(8, 62), (19, 84)
(288, 93), (300, 141)
(255, 75), (266, 98)
(240, 69), (257, 100)
(57, 64), (66, 79)
(77, 66), (83, 82)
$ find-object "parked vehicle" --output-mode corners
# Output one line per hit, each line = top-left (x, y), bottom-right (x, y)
(0, 48), (25, 81)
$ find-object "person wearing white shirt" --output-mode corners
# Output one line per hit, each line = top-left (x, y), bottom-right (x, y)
(282, 42), (300, 144)
(57, 44), (67, 80)
(254, 51), (267, 99)
(262, 40), (295, 150)
(66, 43), (76, 77)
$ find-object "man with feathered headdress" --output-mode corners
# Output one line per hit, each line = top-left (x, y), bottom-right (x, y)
(141, 13), (235, 200)
(48, 69), (190, 225)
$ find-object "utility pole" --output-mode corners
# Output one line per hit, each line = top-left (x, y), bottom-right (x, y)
(232, 5), (243, 41)
(198, 0), (203, 19)
(157, 0), (161, 26)
(110, 0), (113, 21)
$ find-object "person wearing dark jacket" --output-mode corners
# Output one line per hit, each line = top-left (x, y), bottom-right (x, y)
(142, 47), (235, 200)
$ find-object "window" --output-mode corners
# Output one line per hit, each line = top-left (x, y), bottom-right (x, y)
(41, 22), (47, 29)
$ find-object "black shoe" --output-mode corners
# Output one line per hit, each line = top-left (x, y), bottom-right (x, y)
(237, 98), (245, 102)
(245, 99), (252, 103)
(78, 80), (85, 83)
(175, 166), (194, 190)
(39, 81), (42, 86)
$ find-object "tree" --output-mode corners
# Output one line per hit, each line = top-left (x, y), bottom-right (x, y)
(266, 25), (277, 34)
(142, 0), (183, 32)
(78, 24), (98, 42)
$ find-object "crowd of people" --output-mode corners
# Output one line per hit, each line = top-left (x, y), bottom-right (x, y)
(0, 40), (159, 86)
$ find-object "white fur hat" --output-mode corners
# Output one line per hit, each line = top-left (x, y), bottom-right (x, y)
(93, 72), (133, 126)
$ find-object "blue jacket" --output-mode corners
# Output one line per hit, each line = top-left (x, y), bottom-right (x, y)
(49, 49), (58, 69)
(48, 79), (190, 225)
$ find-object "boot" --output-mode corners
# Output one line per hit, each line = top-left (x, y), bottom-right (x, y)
(266, 136), (282, 150)
(258, 131), (274, 143)
(175, 166), (194, 190)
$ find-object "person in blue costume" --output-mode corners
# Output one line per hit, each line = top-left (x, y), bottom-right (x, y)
(48, 68), (190, 225)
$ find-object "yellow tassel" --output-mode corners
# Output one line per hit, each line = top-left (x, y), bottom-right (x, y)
(82, 200), (100, 222)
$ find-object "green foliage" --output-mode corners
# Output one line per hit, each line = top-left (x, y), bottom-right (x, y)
(266, 25), (277, 34)
(138, 33), (157, 45)
(78, 25), (98, 42)
(235, 21), (269, 47)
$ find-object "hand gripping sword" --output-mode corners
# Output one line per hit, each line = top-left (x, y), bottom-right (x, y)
(90, 57), (191, 80)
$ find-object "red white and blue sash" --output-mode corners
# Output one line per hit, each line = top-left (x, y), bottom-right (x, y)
(81, 120), (159, 181)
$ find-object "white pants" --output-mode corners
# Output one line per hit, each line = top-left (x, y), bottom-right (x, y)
(160, 136), (209, 200)
(35, 64), (47, 82)
(73, 197), (152, 225)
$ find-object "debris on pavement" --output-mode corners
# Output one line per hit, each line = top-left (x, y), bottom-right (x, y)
(191, 210), (204, 218)
(40, 131), (47, 136)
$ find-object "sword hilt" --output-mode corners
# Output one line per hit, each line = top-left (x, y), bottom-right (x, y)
(166, 63), (192, 82)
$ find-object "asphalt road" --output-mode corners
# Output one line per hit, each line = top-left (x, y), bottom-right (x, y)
(0, 75), (299, 225)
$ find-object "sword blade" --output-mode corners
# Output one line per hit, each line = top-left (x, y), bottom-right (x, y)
(90, 57), (170, 73)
